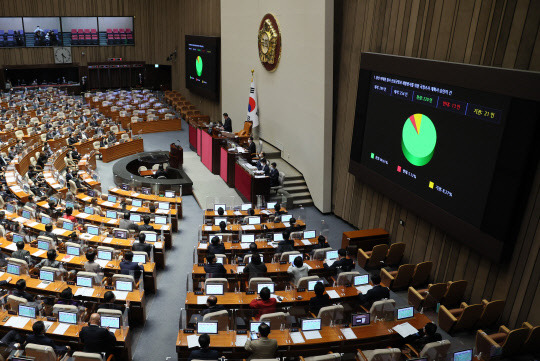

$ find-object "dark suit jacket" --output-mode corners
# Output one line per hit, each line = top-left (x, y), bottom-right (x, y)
(262, 164), (270, 176)
(223, 117), (232, 133)
(357, 284), (390, 308)
(276, 240), (294, 254)
(269, 168), (279, 187)
(243, 262), (267, 279)
(26, 333), (68, 354)
(208, 243), (226, 255)
(248, 142), (257, 158)
(188, 347), (220, 361)
(203, 263), (227, 278)
(139, 224), (155, 232)
(120, 260), (144, 280)
(309, 294), (331, 315)
(200, 304), (227, 317)
(323, 258), (354, 274)
(79, 324), (116, 354)
(132, 242), (153, 256)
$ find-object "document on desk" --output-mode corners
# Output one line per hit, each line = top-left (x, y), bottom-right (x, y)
(113, 291), (128, 300)
(204, 226), (213, 231)
(32, 250), (46, 257)
(242, 225), (256, 231)
(111, 188), (119, 192)
(101, 201), (114, 207)
(237, 266), (245, 273)
(37, 282), (50, 289)
(130, 207), (139, 212)
(290, 331), (305, 344)
(326, 290), (341, 299)
(283, 222), (290, 227)
(107, 219), (117, 224)
(52, 323), (70, 335)
(198, 243), (208, 250)
(235, 335), (248, 347)
(26, 221), (39, 227)
(52, 228), (66, 235)
(82, 196), (92, 202)
(187, 334), (200, 348)
(80, 233), (93, 240)
(341, 328), (357, 340)
(234, 211), (243, 216)
(240, 242), (250, 249)
(155, 209), (169, 214)
(5, 243), (17, 251)
(61, 255), (74, 262)
(356, 285), (373, 294)
(78, 213), (90, 219)
(393, 322), (419, 338)
(5, 316), (30, 329)
(132, 193), (140, 197)
(197, 296), (208, 304)
(75, 287), (95, 297)
(13, 217), (27, 223)
(303, 330), (322, 340)
(301, 239), (312, 246)
(102, 237), (113, 243)
(95, 259), (110, 268)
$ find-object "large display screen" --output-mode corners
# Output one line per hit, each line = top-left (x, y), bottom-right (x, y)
(185, 35), (220, 101)
(349, 53), (539, 260)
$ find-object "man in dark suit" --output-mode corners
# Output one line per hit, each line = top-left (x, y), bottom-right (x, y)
(203, 254), (227, 278)
(207, 236), (226, 255)
(309, 281), (331, 315)
(132, 233), (153, 257)
(269, 162), (279, 187)
(79, 313), (117, 356)
(139, 215), (155, 232)
(357, 274), (390, 308)
(261, 159), (270, 176)
(27, 321), (69, 355)
(222, 113), (232, 133)
(97, 291), (129, 313)
(188, 334), (219, 361)
(201, 296), (227, 316)
(119, 251), (144, 280)
(247, 136), (257, 160)
(323, 248), (354, 275)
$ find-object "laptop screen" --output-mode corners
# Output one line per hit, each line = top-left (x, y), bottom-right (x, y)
(266, 202), (276, 210)
(303, 230), (316, 239)
(158, 202), (169, 210)
(58, 311), (77, 325)
(165, 190), (175, 198)
(352, 313), (370, 327)
(301, 318), (322, 331)
(87, 190), (96, 197)
(132, 253), (146, 264)
(77, 276), (93, 288)
(307, 280), (322, 291)
(396, 306), (415, 320)
(241, 234), (255, 243)
(132, 199), (142, 207)
(65, 201), (75, 210)
(114, 230), (127, 239)
(19, 305), (36, 318)
(63, 222), (74, 231)
(214, 217), (227, 226)
(130, 213), (141, 222)
(84, 206), (94, 215)
(87, 225), (99, 236)
(154, 216), (167, 225)
(6, 204), (15, 213)
(281, 214), (293, 222)
(197, 322), (218, 334)
(98, 250), (112, 260)
(141, 187), (151, 195)
(116, 280), (133, 292)
(354, 275), (370, 286)
(37, 240), (50, 250)
(7, 263), (20, 275)
(67, 245), (80, 256)
(273, 233), (284, 242)
(453, 350), (473, 361)
(107, 195), (117, 203)
(248, 217), (261, 225)
(214, 204), (226, 211)
(106, 210), (117, 219)
(289, 254), (301, 264)
(257, 283), (275, 294)
(326, 250), (338, 260)
(41, 215), (52, 225)
(249, 321), (269, 333)
(40, 270), (54, 282)
(12, 234), (24, 244)
(21, 210), (31, 219)
(241, 204), (251, 211)
(205, 284), (224, 295)
(101, 315), (120, 329)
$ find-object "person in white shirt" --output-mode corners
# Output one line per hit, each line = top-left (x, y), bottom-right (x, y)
(287, 256), (309, 286)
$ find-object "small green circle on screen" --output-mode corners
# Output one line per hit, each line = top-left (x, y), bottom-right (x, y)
(401, 113), (437, 166)
(196, 56), (203, 77)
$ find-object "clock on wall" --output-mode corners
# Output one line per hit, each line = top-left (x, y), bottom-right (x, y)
(258, 13), (281, 72)
(53, 47), (72, 64)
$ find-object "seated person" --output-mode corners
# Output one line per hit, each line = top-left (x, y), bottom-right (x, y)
(287, 256), (309, 285)
(216, 207), (225, 216)
(256, 153), (266, 170)
(323, 249), (354, 275)
(12, 279), (35, 302)
(139, 215), (155, 232)
(249, 286), (276, 321)
(207, 236), (226, 255)
(243, 253), (267, 279)
(188, 333), (219, 361)
(39, 223), (59, 245)
(36, 249), (62, 269)
(79, 313), (117, 356)
(357, 274), (390, 308)
(63, 207), (76, 223)
(244, 322), (277, 360)
(153, 164), (167, 179)
(98, 291), (129, 313)
(311, 235), (330, 252)
(309, 282), (331, 315)
(56, 287), (81, 307)
(404, 322), (442, 351)
(273, 202), (282, 216)
(84, 249), (102, 273)
(218, 221), (227, 233)
(242, 208), (256, 225)
(269, 162), (279, 187)
(132, 233), (154, 257)
(11, 241), (31, 264)
(275, 230), (294, 254)
(26, 320), (69, 355)
(120, 251), (144, 280)
(201, 295), (227, 316)
(119, 212), (139, 232)
(203, 254), (227, 279)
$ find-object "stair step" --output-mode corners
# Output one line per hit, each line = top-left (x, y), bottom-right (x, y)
(284, 185), (309, 194)
(289, 191), (312, 200)
(283, 180), (306, 187)
(284, 175), (304, 181)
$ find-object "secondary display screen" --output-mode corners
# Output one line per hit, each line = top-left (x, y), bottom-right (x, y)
(349, 53), (540, 260)
(185, 35), (220, 100)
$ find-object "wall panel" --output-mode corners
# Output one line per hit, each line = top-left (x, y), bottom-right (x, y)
(333, 0), (540, 328)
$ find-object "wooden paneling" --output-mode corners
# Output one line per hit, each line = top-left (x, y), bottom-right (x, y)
(333, 0), (540, 328)
(0, 0), (221, 120)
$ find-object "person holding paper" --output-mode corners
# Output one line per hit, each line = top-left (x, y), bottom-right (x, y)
(244, 323), (277, 360)
(188, 333), (219, 361)
(249, 287), (276, 321)
(79, 313), (117, 356)
(357, 274), (390, 308)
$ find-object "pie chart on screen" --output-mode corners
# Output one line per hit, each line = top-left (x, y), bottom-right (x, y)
(402, 113), (437, 166)
(195, 56), (203, 76)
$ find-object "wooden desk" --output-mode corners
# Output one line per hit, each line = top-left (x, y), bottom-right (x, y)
(131, 118), (182, 134)
(201, 130), (224, 175)
(220, 146), (236, 187)
(341, 229), (390, 252)
(176, 314), (431, 360)
(235, 163), (270, 202)
(108, 187), (182, 218)
(203, 208), (286, 221)
(100, 138), (144, 163)
(201, 220), (306, 238)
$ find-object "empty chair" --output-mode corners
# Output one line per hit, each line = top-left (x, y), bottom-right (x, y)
(384, 242), (406, 266)
(25, 343), (66, 361)
(335, 271), (360, 286)
(72, 351), (113, 361)
(522, 321), (540, 355)
(312, 247), (332, 261)
(475, 326), (529, 359)
(476, 299), (505, 329)
(369, 299), (395, 321)
(438, 302), (484, 333)
(7, 295), (27, 310)
(380, 264), (415, 290)
(415, 340), (451, 361)
(302, 353), (341, 361)
(15, 130), (24, 140)
(408, 283), (447, 311)
(248, 277), (273, 291)
(202, 309), (229, 331)
(259, 311), (289, 329)
(410, 261), (433, 288)
(317, 305), (344, 326)
(204, 278), (228, 291)
(296, 276), (320, 289)
(121, 133), (129, 141)
(357, 348), (402, 361)
(441, 280), (468, 308)
(357, 244), (388, 269)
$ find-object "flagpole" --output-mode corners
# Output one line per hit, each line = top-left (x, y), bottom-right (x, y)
(251, 69), (260, 142)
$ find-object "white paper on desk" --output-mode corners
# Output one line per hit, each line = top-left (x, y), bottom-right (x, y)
(237, 266), (245, 273)
(80, 233), (93, 240)
(113, 291), (128, 300)
(26, 221), (39, 227)
(155, 209), (168, 214)
(392, 322), (419, 338)
(187, 334), (200, 348)
(290, 332), (305, 344)
(130, 207), (139, 212)
(326, 290), (340, 299)
(303, 330), (322, 340)
(197, 296), (208, 305)
(13, 217), (26, 223)
(132, 193), (140, 197)
(83, 196), (92, 202)
(111, 188), (119, 192)
(198, 243), (208, 250)
(52, 228), (65, 235)
(78, 213), (90, 219)
(214, 211), (219, 216)
(95, 259), (109, 268)
(103, 237), (113, 243)
(341, 328), (357, 340)
(107, 219), (117, 224)
(155, 243), (163, 249)
(235, 334), (248, 347)
(52, 323), (70, 335)
(43, 321), (53, 331)
(5, 243), (17, 251)
(283, 222), (290, 227)
(101, 201), (114, 207)
(32, 250), (46, 258)
(75, 287), (95, 297)
(61, 255), (74, 262)
(162, 225), (170, 231)
(356, 285), (373, 294)
(204, 226), (213, 231)
(301, 239), (312, 246)
(242, 225), (255, 231)
(52, 184), (61, 189)
(37, 282), (50, 289)
(234, 211), (243, 216)
(240, 243), (250, 249)
(4, 316), (30, 329)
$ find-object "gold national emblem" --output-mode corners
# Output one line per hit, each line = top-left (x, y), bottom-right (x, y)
(258, 14), (281, 72)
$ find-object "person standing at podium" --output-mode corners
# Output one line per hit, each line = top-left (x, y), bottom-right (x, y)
(222, 113), (232, 133)
(248, 136), (257, 160)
